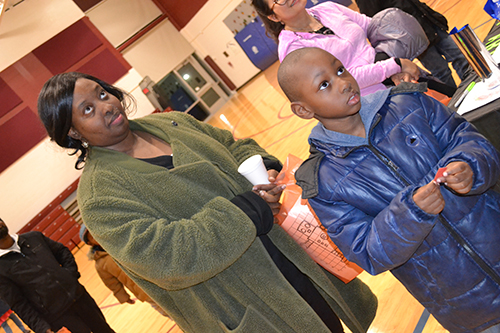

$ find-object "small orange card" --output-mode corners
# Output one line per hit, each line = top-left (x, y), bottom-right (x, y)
(434, 167), (447, 182)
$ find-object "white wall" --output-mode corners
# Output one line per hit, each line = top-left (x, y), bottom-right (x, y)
(114, 69), (157, 120)
(0, 139), (82, 233)
(85, 0), (195, 83)
(122, 19), (195, 83)
(86, 0), (162, 48)
(181, 0), (260, 88)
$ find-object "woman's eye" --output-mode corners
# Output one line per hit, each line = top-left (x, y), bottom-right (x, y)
(84, 105), (93, 115)
(319, 81), (330, 91)
(99, 90), (107, 99)
(337, 67), (345, 75)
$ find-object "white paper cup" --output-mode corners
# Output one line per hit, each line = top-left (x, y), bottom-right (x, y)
(238, 154), (270, 185)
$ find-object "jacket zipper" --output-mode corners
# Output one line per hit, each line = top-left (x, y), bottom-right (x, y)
(366, 139), (500, 286)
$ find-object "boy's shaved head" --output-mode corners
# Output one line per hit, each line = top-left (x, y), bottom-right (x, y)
(278, 48), (307, 102)
(278, 47), (330, 102)
(276, 47), (362, 133)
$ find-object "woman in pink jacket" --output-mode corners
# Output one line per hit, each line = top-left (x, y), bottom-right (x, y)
(252, 0), (420, 96)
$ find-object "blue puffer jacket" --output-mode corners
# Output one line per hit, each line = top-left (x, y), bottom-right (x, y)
(295, 84), (500, 333)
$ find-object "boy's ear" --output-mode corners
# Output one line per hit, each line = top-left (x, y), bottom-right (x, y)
(291, 102), (315, 120)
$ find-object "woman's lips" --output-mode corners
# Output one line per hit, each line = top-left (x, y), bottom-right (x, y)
(110, 113), (123, 126)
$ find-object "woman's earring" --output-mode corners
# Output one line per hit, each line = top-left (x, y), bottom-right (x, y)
(81, 140), (89, 149)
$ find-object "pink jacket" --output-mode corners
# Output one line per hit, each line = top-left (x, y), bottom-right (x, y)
(278, 2), (401, 96)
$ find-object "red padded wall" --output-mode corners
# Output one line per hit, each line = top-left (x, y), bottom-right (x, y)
(72, 0), (103, 12)
(76, 49), (129, 84)
(0, 77), (22, 118)
(0, 107), (47, 172)
(153, 0), (208, 30)
(32, 19), (103, 75)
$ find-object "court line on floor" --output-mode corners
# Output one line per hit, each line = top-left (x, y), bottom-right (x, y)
(413, 309), (431, 333)
(100, 299), (133, 310)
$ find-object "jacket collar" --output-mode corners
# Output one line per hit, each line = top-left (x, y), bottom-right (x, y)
(86, 118), (170, 173)
(297, 89), (389, 199)
(0, 234), (20, 257)
(308, 88), (390, 149)
(307, 82), (427, 151)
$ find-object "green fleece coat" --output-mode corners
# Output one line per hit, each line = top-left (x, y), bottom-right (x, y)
(77, 111), (377, 332)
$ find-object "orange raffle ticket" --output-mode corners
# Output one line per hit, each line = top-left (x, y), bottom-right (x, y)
(275, 155), (363, 283)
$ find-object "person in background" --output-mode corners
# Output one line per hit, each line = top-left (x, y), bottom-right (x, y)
(0, 298), (31, 333)
(278, 47), (500, 333)
(36, 71), (378, 333)
(251, 0), (421, 96)
(355, 0), (471, 88)
(0, 218), (116, 333)
(79, 225), (169, 317)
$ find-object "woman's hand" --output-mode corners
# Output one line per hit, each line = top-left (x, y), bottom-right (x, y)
(390, 72), (416, 85)
(126, 298), (136, 304)
(413, 181), (445, 215)
(252, 170), (286, 222)
(399, 58), (420, 81)
(436, 162), (474, 194)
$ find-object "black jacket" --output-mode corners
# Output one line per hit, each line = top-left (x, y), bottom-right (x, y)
(0, 232), (84, 333)
(356, 0), (448, 45)
(0, 298), (10, 317)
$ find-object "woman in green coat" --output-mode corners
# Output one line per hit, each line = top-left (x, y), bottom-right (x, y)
(37, 72), (377, 333)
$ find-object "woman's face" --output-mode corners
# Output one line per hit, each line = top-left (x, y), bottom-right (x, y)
(267, 0), (307, 22)
(70, 78), (130, 149)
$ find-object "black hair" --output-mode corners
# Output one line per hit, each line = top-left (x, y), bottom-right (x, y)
(251, 0), (285, 42)
(37, 72), (131, 169)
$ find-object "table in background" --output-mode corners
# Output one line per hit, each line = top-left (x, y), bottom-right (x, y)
(448, 21), (500, 152)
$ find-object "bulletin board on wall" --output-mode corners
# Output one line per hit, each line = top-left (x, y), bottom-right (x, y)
(223, 0), (257, 35)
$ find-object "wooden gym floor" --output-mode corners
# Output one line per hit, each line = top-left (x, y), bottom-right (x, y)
(3, 0), (495, 332)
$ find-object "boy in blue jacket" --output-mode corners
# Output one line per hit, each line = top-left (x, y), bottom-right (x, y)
(278, 47), (500, 333)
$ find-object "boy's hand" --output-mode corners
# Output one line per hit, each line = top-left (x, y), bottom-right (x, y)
(413, 181), (445, 215)
(436, 162), (474, 194)
(252, 169), (286, 222)
(399, 58), (420, 81)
